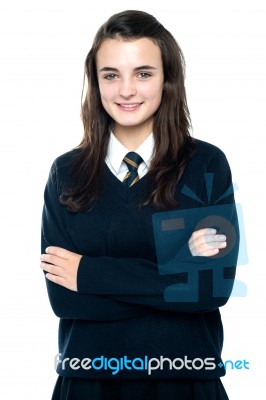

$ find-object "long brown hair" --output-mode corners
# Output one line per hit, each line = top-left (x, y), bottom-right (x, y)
(60, 10), (196, 212)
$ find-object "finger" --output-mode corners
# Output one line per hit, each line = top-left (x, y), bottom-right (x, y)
(189, 234), (226, 251)
(192, 240), (227, 253)
(200, 234), (226, 245)
(191, 241), (227, 256)
(45, 272), (77, 292)
(45, 246), (69, 259)
(197, 241), (227, 251)
(40, 262), (65, 277)
(190, 228), (217, 240)
(45, 273), (66, 286)
(195, 248), (220, 257)
(40, 253), (66, 268)
(208, 240), (227, 249)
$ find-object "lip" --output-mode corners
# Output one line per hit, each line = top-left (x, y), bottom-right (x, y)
(116, 102), (143, 111)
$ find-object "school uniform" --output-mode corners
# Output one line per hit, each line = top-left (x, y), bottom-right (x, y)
(42, 133), (237, 399)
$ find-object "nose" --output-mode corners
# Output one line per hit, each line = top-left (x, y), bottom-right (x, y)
(118, 78), (137, 98)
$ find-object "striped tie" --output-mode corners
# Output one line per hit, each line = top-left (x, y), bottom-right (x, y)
(123, 152), (143, 187)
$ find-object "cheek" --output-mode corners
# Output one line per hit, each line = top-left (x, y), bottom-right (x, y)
(99, 83), (116, 102)
(143, 82), (163, 101)
(149, 88), (163, 107)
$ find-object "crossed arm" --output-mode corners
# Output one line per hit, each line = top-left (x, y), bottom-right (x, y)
(40, 228), (227, 292)
(41, 150), (238, 319)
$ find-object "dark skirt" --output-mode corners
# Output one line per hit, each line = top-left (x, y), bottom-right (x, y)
(52, 376), (229, 400)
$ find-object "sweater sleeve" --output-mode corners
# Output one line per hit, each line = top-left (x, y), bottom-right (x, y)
(41, 165), (152, 321)
(77, 149), (240, 313)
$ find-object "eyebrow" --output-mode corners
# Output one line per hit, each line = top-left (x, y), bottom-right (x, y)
(99, 65), (157, 72)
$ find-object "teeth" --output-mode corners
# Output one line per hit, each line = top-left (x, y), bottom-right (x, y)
(120, 103), (141, 108)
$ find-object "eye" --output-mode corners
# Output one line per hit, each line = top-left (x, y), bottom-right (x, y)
(137, 72), (152, 79)
(103, 74), (118, 80)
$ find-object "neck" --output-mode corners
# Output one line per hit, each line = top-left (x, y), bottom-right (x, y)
(114, 125), (152, 151)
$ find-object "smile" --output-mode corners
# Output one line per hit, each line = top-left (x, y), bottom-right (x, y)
(116, 102), (143, 111)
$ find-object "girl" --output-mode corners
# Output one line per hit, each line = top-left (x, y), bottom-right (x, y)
(41, 10), (238, 400)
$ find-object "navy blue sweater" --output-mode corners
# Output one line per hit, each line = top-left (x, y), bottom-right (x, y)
(41, 139), (239, 380)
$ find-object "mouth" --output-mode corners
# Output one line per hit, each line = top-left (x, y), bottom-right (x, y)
(116, 102), (144, 111)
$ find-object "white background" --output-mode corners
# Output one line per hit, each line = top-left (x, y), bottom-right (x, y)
(0, 0), (265, 398)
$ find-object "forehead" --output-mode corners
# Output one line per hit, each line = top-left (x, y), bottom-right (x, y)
(96, 37), (162, 68)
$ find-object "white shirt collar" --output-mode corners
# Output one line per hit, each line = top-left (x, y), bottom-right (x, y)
(106, 132), (154, 174)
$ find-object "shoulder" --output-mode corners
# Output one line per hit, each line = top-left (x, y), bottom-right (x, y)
(52, 148), (81, 170)
(182, 138), (232, 186)
(48, 148), (82, 185)
(51, 148), (81, 173)
(193, 138), (227, 164)
(188, 138), (231, 173)
(180, 138), (234, 204)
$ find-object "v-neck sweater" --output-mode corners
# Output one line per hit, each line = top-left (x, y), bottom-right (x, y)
(41, 139), (239, 380)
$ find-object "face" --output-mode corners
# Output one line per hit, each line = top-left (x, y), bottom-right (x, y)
(96, 37), (164, 139)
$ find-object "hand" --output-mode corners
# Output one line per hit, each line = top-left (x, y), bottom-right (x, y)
(40, 247), (82, 291)
(189, 228), (227, 257)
